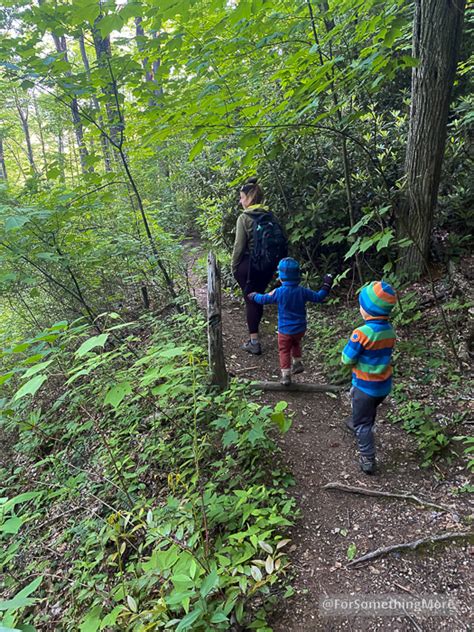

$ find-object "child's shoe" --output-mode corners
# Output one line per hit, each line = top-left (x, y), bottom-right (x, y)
(345, 417), (356, 434)
(280, 369), (292, 386)
(292, 359), (304, 374)
(242, 340), (261, 355)
(359, 456), (376, 475)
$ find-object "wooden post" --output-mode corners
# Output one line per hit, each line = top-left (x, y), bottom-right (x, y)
(207, 252), (228, 390)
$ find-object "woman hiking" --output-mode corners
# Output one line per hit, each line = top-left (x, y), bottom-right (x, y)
(232, 177), (287, 355)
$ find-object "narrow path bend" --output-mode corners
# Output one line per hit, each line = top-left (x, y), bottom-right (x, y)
(188, 246), (473, 631)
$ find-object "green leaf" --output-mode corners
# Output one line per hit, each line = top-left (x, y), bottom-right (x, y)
(13, 374), (48, 401)
(344, 238), (361, 260)
(126, 596), (137, 613)
(22, 360), (53, 379)
(274, 401), (288, 413)
(97, 14), (124, 37)
(5, 216), (29, 231)
(0, 516), (23, 535)
(104, 382), (132, 409)
(99, 606), (123, 629)
(248, 423), (265, 445)
(76, 334), (109, 357)
(189, 137), (205, 161)
(79, 605), (102, 632)
(0, 576), (42, 611)
(0, 595), (34, 611)
(0, 373), (13, 386)
(347, 543), (357, 561)
(271, 410), (292, 433)
(200, 570), (219, 597)
(210, 611), (228, 624)
(175, 607), (203, 631)
(222, 428), (239, 447)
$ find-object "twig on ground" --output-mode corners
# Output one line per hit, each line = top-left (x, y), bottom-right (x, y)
(347, 531), (473, 567)
(405, 612), (423, 632)
(323, 482), (455, 513)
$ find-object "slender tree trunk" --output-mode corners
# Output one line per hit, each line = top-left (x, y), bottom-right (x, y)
(79, 32), (112, 172)
(5, 140), (26, 178)
(398, 0), (466, 278)
(15, 98), (36, 173)
(32, 95), (48, 169)
(0, 137), (7, 180)
(51, 33), (91, 174)
(92, 21), (124, 149)
(57, 130), (65, 182)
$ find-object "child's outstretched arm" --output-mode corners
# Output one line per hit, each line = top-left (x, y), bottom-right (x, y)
(341, 329), (364, 365)
(302, 274), (333, 303)
(248, 288), (280, 305)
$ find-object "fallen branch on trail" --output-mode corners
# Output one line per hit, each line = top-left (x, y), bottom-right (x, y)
(245, 380), (343, 394)
(323, 482), (455, 513)
(347, 531), (474, 567)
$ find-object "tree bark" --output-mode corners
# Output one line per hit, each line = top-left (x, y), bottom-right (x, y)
(15, 96), (36, 173)
(92, 21), (124, 149)
(32, 94), (48, 170)
(398, 0), (466, 278)
(79, 32), (112, 172)
(51, 34), (91, 174)
(0, 136), (7, 180)
(207, 252), (228, 391)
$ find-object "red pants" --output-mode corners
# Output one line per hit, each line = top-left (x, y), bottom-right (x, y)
(278, 332), (304, 369)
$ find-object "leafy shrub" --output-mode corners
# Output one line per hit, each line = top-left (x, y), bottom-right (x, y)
(0, 311), (295, 631)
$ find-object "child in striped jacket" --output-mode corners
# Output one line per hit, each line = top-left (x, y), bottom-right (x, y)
(341, 281), (397, 474)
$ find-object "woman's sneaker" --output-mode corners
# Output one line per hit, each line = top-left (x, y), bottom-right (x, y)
(292, 360), (304, 374)
(359, 456), (376, 475)
(242, 340), (262, 355)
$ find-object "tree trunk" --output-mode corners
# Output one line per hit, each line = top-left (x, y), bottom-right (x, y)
(207, 252), (228, 391)
(57, 130), (65, 182)
(79, 32), (112, 172)
(0, 136), (7, 180)
(51, 33), (91, 174)
(15, 97), (36, 173)
(398, 0), (466, 278)
(92, 21), (124, 149)
(32, 95), (48, 170)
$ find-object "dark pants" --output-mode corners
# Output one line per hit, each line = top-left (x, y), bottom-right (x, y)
(352, 387), (386, 459)
(234, 256), (275, 335)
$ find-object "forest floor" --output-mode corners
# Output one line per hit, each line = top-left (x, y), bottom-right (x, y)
(188, 248), (473, 632)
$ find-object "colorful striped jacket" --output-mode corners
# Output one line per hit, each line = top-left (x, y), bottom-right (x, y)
(341, 319), (396, 397)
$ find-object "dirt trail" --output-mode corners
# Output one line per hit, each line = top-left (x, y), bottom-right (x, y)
(187, 247), (473, 631)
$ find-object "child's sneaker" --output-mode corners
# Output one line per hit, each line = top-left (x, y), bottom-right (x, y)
(345, 417), (356, 434)
(359, 456), (376, 475)
(242, 340), (261, 355)
(292, 360), (304, 374)
(281, 370), (291, 386)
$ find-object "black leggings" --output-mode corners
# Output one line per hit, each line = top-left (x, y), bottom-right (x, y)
(234, 257), (276, 335)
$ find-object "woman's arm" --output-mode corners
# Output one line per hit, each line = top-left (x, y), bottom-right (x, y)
(231, 215), (248, 273)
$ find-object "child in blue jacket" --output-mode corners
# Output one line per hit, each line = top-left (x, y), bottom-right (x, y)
(248, 258), (332, 385)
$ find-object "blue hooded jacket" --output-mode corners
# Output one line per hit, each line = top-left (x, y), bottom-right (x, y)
(252, 282), (329, 335)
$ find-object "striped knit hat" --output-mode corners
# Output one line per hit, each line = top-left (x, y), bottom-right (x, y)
(359, 281), (397, 318)
(278, 257), (300, 282)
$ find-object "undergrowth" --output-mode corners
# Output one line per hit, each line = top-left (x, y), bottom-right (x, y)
(0, 306), (295, 631)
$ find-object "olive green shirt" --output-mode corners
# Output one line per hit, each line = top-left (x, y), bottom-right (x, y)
(231, 205), (268, 273)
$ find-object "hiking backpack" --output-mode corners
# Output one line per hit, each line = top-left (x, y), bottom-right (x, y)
(250, 212), (288, 273)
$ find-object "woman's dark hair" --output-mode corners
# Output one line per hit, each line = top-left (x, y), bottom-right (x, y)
(240, 176), (264, 205)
